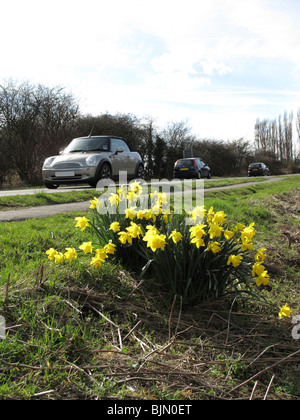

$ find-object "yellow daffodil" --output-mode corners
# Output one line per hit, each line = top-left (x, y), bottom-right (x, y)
(104, 243), (116, 255)
(190, 223), (207, 248)
(95, 248), (108, 261)
(118, 231), (133, 245)
(109, 221), (121, 232)
(108, 193), (120, 206)
(79, 241), (93, 254)
(46, 248), (58, 261)
(224, 230), (234, 240)
(75, 216), (90, 231)
(129, 180), (143, 194)
(125, 207), (137, 220)
(64, 247), (78, 260)
(206, 242), (221, 253)
(241, 223), (256, 243)
(207, 206), (214, 223)
(241, 240), (253, 252)
(255, 248), (267, 262)
(278, 303), (292, 318)
(255, 270), (270, 287)
(235, 222), (245, 231)
(169, 230), (183, 243)
(208, 223), (222, 239)
(54, 252), (64, 264)
(227, 255), (243, 267)
(126, 222), (144, 239)
(143, 232), (167, 252)
(89, 197), (100, 209)
(90, 256), (103, 269)
(212, 211), (226, 225)
(252, 261), (265, 277)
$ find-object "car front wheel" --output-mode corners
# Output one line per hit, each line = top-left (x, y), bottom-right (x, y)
(99, 163), (112, 179)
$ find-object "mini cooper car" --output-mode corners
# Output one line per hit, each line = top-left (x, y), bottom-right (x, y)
(173, 158), (211, 179)
(42, 136), (144, 189)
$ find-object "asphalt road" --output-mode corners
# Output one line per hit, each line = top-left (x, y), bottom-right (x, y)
(0, 176), (289, 222)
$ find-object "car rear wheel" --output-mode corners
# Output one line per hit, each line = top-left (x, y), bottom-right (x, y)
(136, 164), (145, 179)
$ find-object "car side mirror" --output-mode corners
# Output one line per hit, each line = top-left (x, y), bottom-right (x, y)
(115, 147), (124, 154)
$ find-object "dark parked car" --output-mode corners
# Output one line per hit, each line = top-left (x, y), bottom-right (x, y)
(248, 162), (270, 177)
(173, 158), (211, 179)
(42, 136), (144, 188)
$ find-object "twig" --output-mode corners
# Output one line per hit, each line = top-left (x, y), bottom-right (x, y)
(123, 320), (141, 341)
(168, 294), (177, 342)
(32, 390), (54, 397)
(87, 304), (119, 328)
(229, 349), (300, 395)
(264, 374), (275, 400)
(225, 297), (237, 347)
(249, 381), (258, 400)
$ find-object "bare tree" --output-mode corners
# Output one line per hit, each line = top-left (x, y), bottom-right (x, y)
(0, 80), (79, 184)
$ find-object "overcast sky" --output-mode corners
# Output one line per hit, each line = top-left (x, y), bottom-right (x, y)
(1, 0), (300, 141)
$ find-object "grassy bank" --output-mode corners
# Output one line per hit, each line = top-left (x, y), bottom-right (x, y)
(0, 177), (299, 399)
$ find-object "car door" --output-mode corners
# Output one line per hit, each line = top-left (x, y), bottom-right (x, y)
(110, 138), (129, 176)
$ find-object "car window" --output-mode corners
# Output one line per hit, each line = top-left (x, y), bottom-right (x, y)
(176, 159), (193, 167)
(110, 138), (130, 153)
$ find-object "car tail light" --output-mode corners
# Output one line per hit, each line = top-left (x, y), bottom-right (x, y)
(174, 160), (178, 168)
(192, 159), (197, 168)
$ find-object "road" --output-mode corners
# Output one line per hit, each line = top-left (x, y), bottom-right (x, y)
(0, 176), (290, 222)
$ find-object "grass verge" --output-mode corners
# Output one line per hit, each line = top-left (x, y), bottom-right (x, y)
(0, 177), (299, 400)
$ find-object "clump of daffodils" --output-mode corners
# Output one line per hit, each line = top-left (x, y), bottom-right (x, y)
(46, 181), (272, 304)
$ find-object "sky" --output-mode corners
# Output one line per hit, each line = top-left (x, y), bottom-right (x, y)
(1, 0), (300, 142)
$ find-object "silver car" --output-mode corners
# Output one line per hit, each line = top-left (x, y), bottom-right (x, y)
(42, 136), (144, 189)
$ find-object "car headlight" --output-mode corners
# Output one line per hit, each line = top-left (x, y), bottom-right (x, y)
(86, 155), (97, 166)
(43, 157), (55, 168)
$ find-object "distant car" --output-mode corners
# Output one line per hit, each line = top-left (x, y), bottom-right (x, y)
(248, 162), (270, 177)
(42, 136), (144, 189)
(173, 158), (211, 179)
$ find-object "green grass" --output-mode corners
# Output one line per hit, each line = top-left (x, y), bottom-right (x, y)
(0, 190), (98, 211)
(0, 176), (299, 399)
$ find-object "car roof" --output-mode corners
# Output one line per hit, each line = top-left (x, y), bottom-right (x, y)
(75, 135), (125, 140)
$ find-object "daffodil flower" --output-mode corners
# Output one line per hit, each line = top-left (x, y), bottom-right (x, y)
(206, 241), (221, 253)
(278, 303), (292, 318)
(109, 222), (121, 232)
(168, 230), (183, 244)
(79, 241), (93, 254)
(64, 247), (78, 260)
(227, 255), (243, 267)
(75, 216), (90, 231)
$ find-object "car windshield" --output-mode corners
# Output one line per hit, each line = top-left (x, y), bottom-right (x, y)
(63, 137), (109, 154)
